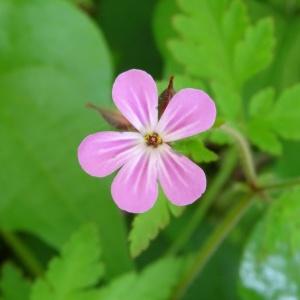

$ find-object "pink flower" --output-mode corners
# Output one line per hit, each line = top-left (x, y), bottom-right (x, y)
(78, 69), (216, 213)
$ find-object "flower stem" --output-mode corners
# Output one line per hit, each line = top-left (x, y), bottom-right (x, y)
(171, 193), (254, 300)
(221, 124), (258, 188)
(262, 177), (300, 190)
(168, 147), (238, 255)
(1, 230), (44, 277)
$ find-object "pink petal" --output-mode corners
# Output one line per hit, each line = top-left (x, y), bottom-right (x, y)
(111, 149), (158, 213)
(158, 147), (206, 206)
(157, 88), (216, 142)
(112, 69), (158, 133)
(78, 131), (142, 177)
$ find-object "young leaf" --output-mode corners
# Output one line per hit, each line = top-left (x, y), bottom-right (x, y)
(129, 193), (170, 258)
(30, 224), (104, 300)
(0, 264), (31, 300)
(97, 257), (183, 300)
(239, 188), (300, 300)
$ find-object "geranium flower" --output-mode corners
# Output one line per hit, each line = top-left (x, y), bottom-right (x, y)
(78, 69), (216, 213)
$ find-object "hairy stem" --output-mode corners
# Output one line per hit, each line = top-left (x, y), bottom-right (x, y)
(221, 124), (258, 188)
(168, 147), (238, 255)
(171, 193), (254, 300)
(1, 230), (44, 277)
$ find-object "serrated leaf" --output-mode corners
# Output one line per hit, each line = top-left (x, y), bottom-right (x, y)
(239, 188), (300, 300)
(169, 0), (275, 121)
(129, 193), (170, 258)
(0, 264), (31, 300)
(0, 0), (132, 277)
(247, 84), (300, 155)
(30, 224), (103, 300)
(234, 18), (275, 87)
(97, 257), (183, 300)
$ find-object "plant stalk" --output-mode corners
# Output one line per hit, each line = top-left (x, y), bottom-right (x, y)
(171, 193), (254, 300)
(1, 230), (44, 277)
(168, 147), (238, 255)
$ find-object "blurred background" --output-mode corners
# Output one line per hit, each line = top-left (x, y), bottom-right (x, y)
(1, 0), (300, 299)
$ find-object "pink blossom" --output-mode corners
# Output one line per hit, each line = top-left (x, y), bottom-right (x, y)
(78, 69), (216, 213)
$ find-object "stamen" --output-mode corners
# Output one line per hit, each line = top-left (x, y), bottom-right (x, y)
(144, 132), (163, 148)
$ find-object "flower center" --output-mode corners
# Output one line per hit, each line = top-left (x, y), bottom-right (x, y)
(144, 132), (163, 148)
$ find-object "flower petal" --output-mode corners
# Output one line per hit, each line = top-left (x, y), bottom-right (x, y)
(157, 88), (216, 142)
(111, 149), (158, 213)
(158, 147), (206, 206)
(78, 131), (142, 177)
(112, 69), (158, 133)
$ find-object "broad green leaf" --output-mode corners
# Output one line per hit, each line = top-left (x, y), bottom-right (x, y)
(239, 188), (300, 300)
(173, 137), (218, 163)
(31, 224), (103, 300)
(97, 257), (183, 300)
(234, 18), (275, 87)
(0, 0), (132, 277)
(0, 264), (30, 300)
(129, 193), (170, 258)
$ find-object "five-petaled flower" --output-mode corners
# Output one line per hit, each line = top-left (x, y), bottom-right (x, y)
(78, 69), (216, 213)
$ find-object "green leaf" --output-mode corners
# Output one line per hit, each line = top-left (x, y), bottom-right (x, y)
(169, 0), (275, 121)
(173, 137), (218, 163)
(168, 0), (248, 119)
(234, 18), (275, 87)
(0, 0), (132, 277)
(247, 84), (300, 155)
(249, 87), (275, 116)
(31, 224), (103, 300)
(270, 84), (300, 140)
(129, 192), (170, 258)
(0, 264), (31, 300)
(97, 257), (183, 300)
(247, 120), (282, 155)
(239, 188), (300, 300)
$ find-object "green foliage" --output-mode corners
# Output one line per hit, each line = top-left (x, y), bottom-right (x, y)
(168, 0), (275, 120)
(97, 257), (183, 300)
(30, 224), (103, 300)
(234, 18), (274, 87)
(1, 1), (300, 300)
(0, 264), (31, 300)
(239, 188), (300, 300)
(29, 225), (183, 300)
(173, 137), (218, 163)
(247, 84), (300, 155)
(0, 0), (131, 277)
(129, 192), (184, 258)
